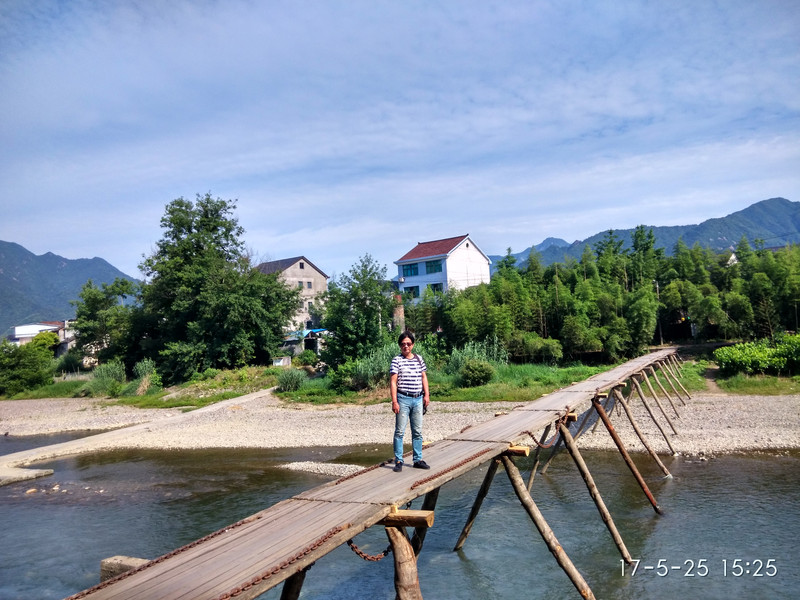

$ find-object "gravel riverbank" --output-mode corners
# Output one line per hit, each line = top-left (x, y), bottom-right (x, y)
(1, 386), (798, 481)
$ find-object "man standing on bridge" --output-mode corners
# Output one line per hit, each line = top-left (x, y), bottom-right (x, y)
(390, 330), (431, 472)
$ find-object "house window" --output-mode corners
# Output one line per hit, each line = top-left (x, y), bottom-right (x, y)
(402, 263), (419, 277)
(307, 281), (312, 289)
(405, 286), (420, 298)
(425, 260), (442, 274)
(429, 283), (443, 293)
(299, 262), (305, 269)
(297, 281), (304, 288)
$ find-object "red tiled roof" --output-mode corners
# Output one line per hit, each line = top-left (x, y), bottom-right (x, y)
(397, 235), (470, 262)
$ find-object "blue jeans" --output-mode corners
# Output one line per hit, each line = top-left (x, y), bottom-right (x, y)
(394, 393), (423, 464)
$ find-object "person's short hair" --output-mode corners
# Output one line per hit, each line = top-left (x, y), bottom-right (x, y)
(398, 330), (415, 345)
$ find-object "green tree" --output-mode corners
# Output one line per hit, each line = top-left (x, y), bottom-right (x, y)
(139, 193), (299, 382)
(320, 254), (395, 366)
(73, 278), (138, 364)
(0, 331), (59, 396)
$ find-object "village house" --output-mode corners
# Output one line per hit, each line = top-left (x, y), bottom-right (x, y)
(8, 320), (75, 356)
(257, 256), (328, 329)
(394, 234), (491, 300)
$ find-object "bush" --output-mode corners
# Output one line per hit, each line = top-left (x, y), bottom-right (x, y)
(459, 359), (495, 387)
(87, 361), (127, 397)
(278, 368), (308, 392)
(446, 337), (508, 375)
(297, 350), (319, 366)
(713, 335), (800, 376)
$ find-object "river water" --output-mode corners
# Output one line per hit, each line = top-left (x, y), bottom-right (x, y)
(1, 434), (798, 600)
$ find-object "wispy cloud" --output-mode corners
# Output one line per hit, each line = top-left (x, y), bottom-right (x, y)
(1, 0), (798, 278)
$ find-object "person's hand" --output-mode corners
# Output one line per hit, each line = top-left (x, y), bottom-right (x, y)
(392, 400), (400, 414)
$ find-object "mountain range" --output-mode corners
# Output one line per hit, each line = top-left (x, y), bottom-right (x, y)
(2, 197), (798, 338)
(0, 241), (135, 337)
(488, 197), (800, 268)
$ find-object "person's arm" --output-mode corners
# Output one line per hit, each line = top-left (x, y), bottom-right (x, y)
(390, 372), (400, 414)
(421, 370), (430, 409)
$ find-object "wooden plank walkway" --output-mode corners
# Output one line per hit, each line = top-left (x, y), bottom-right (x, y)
(67, 349), (677, 600)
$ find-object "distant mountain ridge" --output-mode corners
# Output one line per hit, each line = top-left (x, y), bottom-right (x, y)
(488, 197), (800, 268)
(0, 241), (136, 337)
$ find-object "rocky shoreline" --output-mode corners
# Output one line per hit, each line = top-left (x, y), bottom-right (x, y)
(1, 386), (799, 482)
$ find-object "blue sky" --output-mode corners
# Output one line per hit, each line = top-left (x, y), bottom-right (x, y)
(1, 1), (798, 280)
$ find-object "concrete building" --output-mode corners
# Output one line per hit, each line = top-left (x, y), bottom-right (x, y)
(394, 234), (491, 300)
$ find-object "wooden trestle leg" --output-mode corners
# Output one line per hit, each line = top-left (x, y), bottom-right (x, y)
(526, 424), (552, 491)
(640, 370), (679, 435)
(648, 365), (681, 418)
(454, 459), (500, 551)
(501, 455), (596, 600)
(630, 376), (677, 455)
(279, 566), (311, 600)
(611, 387), (671, 478)
(593, 396), (665, 514)
(557, 422), (633, 562)
(411, 488), (440, 555)
(386, 527), (423, 600)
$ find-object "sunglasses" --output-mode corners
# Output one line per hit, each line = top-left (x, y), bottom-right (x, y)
(400, 342), (413, 347)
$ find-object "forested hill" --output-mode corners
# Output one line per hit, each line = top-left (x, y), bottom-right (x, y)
(0, 241), (136, 337)
(490, 197), (800, 268)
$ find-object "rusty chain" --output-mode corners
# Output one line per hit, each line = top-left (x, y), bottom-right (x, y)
(346, 539), (393, 562)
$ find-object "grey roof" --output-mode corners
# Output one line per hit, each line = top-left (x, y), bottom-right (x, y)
(256, 256), (329, 278)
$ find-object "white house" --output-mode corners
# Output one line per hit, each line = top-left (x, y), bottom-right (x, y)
(9, 320), (75, 356)
(394, 234), (491, 299)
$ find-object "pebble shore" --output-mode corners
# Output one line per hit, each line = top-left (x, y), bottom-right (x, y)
(1, 386), (799, 481)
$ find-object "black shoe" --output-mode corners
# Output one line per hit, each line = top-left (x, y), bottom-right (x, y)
(413, 460), (430, 470)
(393, 461), (403, 472)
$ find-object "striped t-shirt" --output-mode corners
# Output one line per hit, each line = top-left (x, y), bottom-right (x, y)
(390, 353), (427, 397)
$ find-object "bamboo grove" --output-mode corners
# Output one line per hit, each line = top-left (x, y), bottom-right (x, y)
(402, 227), (800, 363)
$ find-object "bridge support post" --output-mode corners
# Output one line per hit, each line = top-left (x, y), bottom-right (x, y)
(648, 366), (681, 418)
(557, 422), (634, 561)
(501, 454), (596, 600)
(612, 387), (671, 478)
(526, 424), (552, 490)
(661, 358), (690, 404)
(639, 371), (679, 435)
(279, 566), (311, 600)
(386, 526), (423, 600)
(594, 395), (665, 513)
(454, 458), (500, 551)
(411, 487), (440, 555)
(656, 361), (687, 408)
(630, 376), (677, 455)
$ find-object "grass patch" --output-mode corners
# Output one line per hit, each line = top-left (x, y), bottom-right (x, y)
(716, 373), (800, 395)
(7, 380), (86, 400)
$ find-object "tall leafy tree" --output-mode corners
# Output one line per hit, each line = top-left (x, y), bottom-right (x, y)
(139, 193), (298, 382)
(0, 331), (59, 396)
(320, 254), (395, 366)
(73, 278), (138, 364)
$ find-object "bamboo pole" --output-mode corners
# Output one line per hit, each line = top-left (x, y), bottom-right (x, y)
(657, 361), (686, 407)
(538, 428), (564, 474)
(557, 422), (633, 562)
(501, 455), (596, 600)
(631, 376), (677, 455)
(647, 365), (680, 419)
(411, 488), (440, 556)
(454, 459), (500, 551)
(612, 387), (671, 478)
(661, 357), (689, 405)
(279, 567), (310, 600)
(386, 526), (423, 600)
(639, 371), (679, 435)
(590, 395), (613, 434)
(527, 424), (552, 491)
(592, 397), (664, 514)
(667, 356), (691, 403)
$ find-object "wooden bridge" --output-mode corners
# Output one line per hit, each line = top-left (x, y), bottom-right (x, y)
(66, 349), (690, 600)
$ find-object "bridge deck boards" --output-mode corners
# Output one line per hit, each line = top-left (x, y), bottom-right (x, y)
(71, 349), (676, 600)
